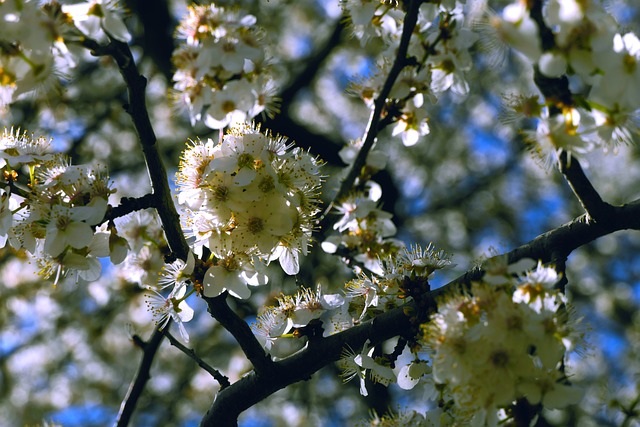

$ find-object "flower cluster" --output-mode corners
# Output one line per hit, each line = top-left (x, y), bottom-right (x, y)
(0, 0), (131, 111)
(484, 0), (640, 163)
(253, 243), (451, 361)
(345, 1), (478, 146)
(252, 286), (349, 359)
(399, 261), (585, 425)
(177, 123), (322, 299)
(0, 128), (124, 284)
(171, 4), (279, 128)
(0, 1), (69, 109)
(322, 188), (399, 275)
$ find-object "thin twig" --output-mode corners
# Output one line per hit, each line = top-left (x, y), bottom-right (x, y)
(116, 326), (165, 427)
(105, 193), (157, 222)
(163, 330), (231, 389)
(316, 0), (421, 231)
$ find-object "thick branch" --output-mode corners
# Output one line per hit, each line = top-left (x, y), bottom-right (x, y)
(203, 295), (274, 375)
(438, 199), (640, 298)
(200, 304), (412, 427)
(200, 199), (640, 426)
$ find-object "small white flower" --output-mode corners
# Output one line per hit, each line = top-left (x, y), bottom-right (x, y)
(392, 95), (430, 147)
(398, 242), (454, 277)
(62, 0), (131, 43)
(397, 360), (431, 390)
(354, 340), (396, 392)
(146, 282), (194, 342)
(203, 81), (255, 129)
(202, 253), (266, 299)
(589, 32), (640, 111)
(44, 205), (94, 257)
(513, 261), (560, 305)
(158, 251), (195, 289)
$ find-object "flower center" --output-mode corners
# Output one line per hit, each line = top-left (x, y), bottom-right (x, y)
(490, 349), (510, 368)
(213, 184), (229, 202)
(56, 215), (71, 231)
(247, 216), (264, 233)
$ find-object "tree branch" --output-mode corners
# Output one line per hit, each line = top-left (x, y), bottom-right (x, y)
(200, 198), (640, 426)
(79, 36), (190, 261)
(116, 326), (165, 427)
(203, 295), (274, 375)
(200, 302), (413, 427)
(163, 330), (231, 389)
(557, 151), (614, 222)
(76, 36), (191, 426)
(317, 0), (421, 231)
(105, 193), (157, 222)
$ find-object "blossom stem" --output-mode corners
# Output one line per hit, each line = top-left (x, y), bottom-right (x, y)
(177, 286), (197, 303)
(163, 330), (231, 389)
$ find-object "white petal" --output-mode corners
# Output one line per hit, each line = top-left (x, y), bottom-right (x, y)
(279, 247), (299, 275)
(103, 11), (131, 42)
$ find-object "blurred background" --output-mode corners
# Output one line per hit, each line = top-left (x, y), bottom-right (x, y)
(2, 0), (640, 426)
